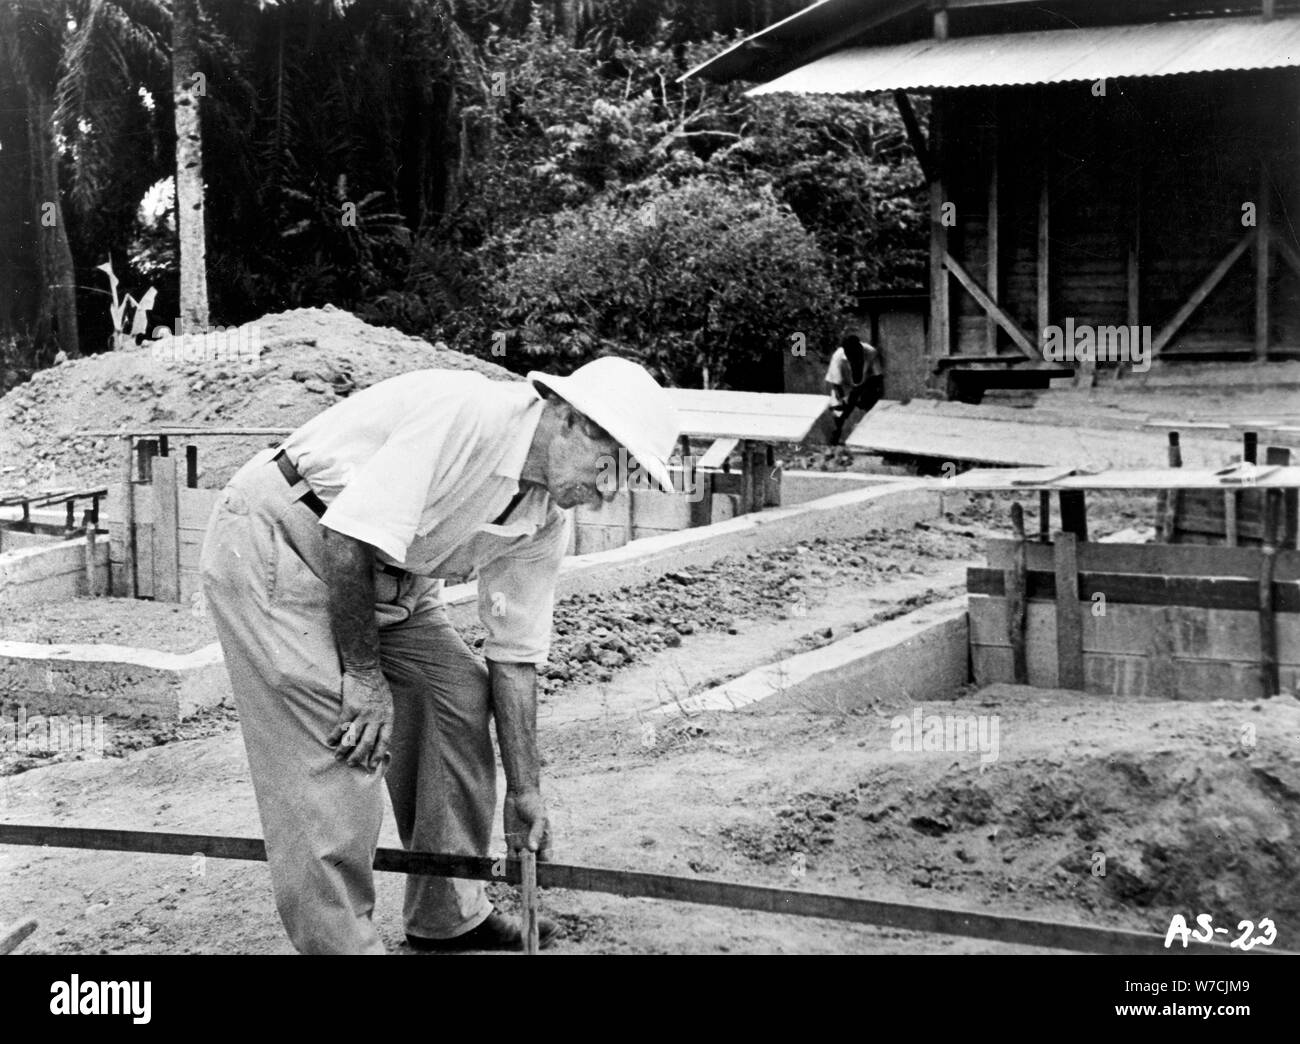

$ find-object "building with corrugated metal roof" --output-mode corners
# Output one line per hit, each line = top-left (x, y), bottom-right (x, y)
(686, 0), (1300, 400)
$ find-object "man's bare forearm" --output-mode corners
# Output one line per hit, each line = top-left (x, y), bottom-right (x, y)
(320, 528), (381, 672)
(488, 660), (540, 793)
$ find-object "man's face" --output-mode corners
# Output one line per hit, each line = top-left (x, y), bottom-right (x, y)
(546, 406), (624, 510)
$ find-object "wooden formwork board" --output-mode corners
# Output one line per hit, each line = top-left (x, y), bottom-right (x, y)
(970, 540), (1300, 698)
(102, 474), (219, 603)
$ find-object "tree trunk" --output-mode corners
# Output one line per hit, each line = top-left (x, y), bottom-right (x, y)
(173, 0), (210, 331)
(27, 86), (80, 359)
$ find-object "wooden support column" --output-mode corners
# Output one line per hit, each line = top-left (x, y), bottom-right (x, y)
(1259, 549), (1278, 696)
(931, 0), (949, 39)
(929, 98), (950, 368)
(764, 445), (782, 508)
(153, 454), (182, 603)
(1037, 158), (1050, 343)
(1038, 491), (1051, 542)
(1058, 490), (1088, 541)
(120, 435), (138, 599)
(1255, 159), (1272, 360)
(1007, 503), (1028, 684)
(137, 438), (158, 484)
(1266, 446), (1299, 548)
(1053, 531), (1085, 690)
(986, 128), (1000, 354)
(1160, 431), (1182, 543)
(83, 516), (98, 598)
(1127, 174), (1141, 331)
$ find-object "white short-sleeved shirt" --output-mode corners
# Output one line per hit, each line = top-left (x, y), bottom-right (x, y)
(279, 370), (569, 664)
(824, 344), (883, 388)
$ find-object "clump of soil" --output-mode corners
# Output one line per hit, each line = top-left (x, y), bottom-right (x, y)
(0, 306), (517, 492)
(464, 525), (981, 696)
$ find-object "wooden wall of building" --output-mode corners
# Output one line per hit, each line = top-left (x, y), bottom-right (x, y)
(935, 68), (1300, 362)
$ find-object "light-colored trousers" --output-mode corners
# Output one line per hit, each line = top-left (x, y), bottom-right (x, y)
(199, 449), (494, 954)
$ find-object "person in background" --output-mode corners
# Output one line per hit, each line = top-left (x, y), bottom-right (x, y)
(825, 334), (884, 445)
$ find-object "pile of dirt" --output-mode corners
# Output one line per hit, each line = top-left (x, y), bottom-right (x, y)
(0, 307), (518, 491)
(713, 688), (1300, 934)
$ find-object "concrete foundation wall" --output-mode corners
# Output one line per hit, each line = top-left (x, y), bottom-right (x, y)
(779, 470), (878, 505)
(657, 597), (969, 715)
(0, 538), (110, 610)
(0, 640), (228, 720)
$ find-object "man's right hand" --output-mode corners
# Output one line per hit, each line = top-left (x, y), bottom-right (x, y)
(328, 667), (393, 771)
(504, 788), (552, 861)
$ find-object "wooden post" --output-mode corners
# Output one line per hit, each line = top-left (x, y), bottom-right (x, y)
(929, 98), (950, 370)
(1053, 531), (1085, 690)
(1127, 178), (1141, 331)
(1007, 503), (1028, 684)
(1058, 490), (1088, 542)
(186, 444), (199, 488)
(1256, 159), (1272, 360)
(120, 435), (138, 598)
(986, 122), (1000, 354)
(1264, 446), (1290, 548)
(1037, 158), (1050, 344)
(1038, 491), (1050, 542)
(932, 0), (948, 39)
(1161, 431), (1182, 542)
(153, 454), (182, 603)
(764, 445), (782, 508)
(1266, 446), (1298, 548)
(520, 850), (540, 955)
(137, 438), (158, 484)
(1259, 549), (1278, 697)
(0, 918), (38, 956)
(83, 515), (97, 598)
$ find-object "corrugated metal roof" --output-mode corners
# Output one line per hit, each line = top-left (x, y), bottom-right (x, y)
(748, 15), (1300, 95)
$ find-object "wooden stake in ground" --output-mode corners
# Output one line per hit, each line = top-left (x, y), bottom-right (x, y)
(520, 850), (540, 955)
(0, 918), (38, 955)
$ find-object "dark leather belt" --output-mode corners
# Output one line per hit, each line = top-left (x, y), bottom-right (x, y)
(273, 450), (408, 580)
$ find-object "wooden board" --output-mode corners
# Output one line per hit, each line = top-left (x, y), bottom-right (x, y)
(668, 389), (829, 443)
(968, 567), (1300, 613)
(0, 824), (1235, 955)
(981, 540), (1300, 582)
(844, 401), (1259, 469)
(970, 596), (1300, 700)
(950, 465), (1300, 491)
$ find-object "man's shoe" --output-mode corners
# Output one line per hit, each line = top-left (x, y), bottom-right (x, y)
(405, 909), (559, 952)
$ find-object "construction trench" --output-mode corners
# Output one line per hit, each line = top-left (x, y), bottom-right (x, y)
(2, 311), (1299, 955)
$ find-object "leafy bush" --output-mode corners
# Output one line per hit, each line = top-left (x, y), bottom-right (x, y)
(486, 178), (845, 388)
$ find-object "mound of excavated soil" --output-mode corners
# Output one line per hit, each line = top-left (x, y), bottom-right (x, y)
(0, 307), (518, 491)
(712, 684), (1300, 937)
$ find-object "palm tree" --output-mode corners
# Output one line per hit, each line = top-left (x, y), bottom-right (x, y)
(0, 1), (81, 358)
(171, 0), (209, 330)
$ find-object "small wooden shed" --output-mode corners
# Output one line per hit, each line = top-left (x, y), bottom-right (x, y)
(687, 0), (1300, 396)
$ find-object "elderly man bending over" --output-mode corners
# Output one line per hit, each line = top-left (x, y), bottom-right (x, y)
(200, 358), (679, 954)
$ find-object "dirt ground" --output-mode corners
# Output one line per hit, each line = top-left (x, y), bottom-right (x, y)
(5, 494), (1296, 954)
